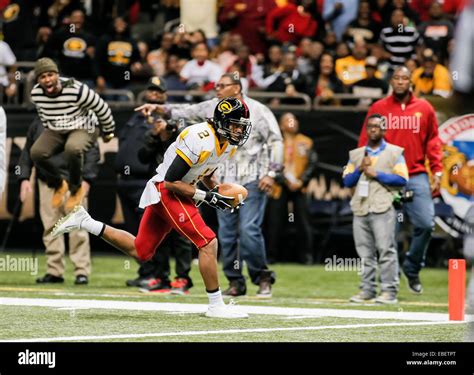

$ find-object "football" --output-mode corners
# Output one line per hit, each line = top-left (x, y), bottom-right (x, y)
(217, 183), (248, 207)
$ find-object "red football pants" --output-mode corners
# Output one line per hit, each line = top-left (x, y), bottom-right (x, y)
(134, 182), (216, 261)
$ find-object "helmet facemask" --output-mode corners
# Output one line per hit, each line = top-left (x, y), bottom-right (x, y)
(216, 117), (252, 146)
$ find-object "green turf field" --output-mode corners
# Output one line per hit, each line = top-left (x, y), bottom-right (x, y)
(0, 252), (472, 342)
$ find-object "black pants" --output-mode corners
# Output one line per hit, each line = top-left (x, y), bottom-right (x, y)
(117, 178), (193, 285)
(266, 187), (313, 263)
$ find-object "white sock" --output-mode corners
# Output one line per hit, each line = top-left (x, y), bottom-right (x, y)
(80, 216), (105, 237)
(207, 288), (225, 307)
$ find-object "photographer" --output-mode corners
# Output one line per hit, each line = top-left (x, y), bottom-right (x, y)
(116, 77), (193, 294)
(343, 114), (409, 305)
(358, 66), (443, 295)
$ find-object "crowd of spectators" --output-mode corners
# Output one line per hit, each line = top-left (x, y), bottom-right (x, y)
(0, 0), (463, 105)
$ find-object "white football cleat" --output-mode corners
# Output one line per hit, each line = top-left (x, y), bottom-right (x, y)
(51, 205), (90, 238)
(205, 304), (249, 319)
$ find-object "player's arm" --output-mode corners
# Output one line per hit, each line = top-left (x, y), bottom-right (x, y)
(163, 156), (232, 210)
(201, 168), (218, 190)
(163, 155), (195, 198)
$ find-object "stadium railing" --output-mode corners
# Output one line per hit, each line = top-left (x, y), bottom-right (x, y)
(248, 91), (312, 111)
(137, 89), (313, 111)
(5, 65), (385, 113)
(100, 89), (136, 107)
(313, 93), (385, 111)
(136, 89), (214, 104)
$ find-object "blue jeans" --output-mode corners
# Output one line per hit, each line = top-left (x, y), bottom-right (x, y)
(401, 173), (435, 277)
(217, 180), (270, 286)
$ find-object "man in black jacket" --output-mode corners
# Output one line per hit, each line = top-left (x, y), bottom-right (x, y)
(18, 117), (100, 285)
(116, 76), (194, 295)
(41, 9), (97, 87)
(94, 16), (140, 96)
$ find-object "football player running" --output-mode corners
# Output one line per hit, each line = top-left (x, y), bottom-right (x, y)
(51, 98), (251, 319)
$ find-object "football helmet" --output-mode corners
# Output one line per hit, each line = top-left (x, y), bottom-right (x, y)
(211, 97), (251, 146)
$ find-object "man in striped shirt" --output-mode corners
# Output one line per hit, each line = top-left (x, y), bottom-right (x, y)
(380, 9), (419, 68)
(30, 58), (115, 211)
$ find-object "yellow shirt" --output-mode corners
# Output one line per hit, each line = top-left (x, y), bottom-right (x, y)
(335, 56), (382, 86)
(412, 64), (452, 98)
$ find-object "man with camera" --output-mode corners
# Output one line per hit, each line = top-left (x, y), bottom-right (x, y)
(358, 66), (443, 295)
(116, 76), (193, 294)
(344, 114), (409, 304)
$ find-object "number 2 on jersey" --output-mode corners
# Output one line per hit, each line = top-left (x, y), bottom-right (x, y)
(197, 130), (210, 139)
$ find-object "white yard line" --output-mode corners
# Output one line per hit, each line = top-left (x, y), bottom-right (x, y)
(1, 296), (473, 322)
(0, 321), (466, 343)
(0, 287), (451, 307)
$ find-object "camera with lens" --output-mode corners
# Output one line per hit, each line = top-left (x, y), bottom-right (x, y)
(393, 189), (414, 209)
(147, 114), (185, 134)
(165, 118), (179, 132)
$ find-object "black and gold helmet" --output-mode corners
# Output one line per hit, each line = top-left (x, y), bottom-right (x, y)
(211, 97), (251, 146)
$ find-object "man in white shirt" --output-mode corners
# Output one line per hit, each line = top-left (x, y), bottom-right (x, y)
(180, 42), (223, 89)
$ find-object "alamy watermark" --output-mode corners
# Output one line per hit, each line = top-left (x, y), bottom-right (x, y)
(381, 113), (420, 133)
(324, 255), (364, 275)
(52, 114), (98, 133)
(18, 350), (56, 369)
(0, 255), (38, 275)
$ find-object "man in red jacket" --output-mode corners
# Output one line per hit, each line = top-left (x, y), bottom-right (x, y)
(358, 66), (443, 295)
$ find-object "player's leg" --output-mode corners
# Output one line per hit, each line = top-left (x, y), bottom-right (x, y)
(51, 204), (171, 261)
(198, 238), (219, 291)
(154, 186), (218, 291)
(155, 183), (248, 318)
(51, 205), (138, 257)
(93, 202), (174, 260)
(101, 225), (138, 258)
